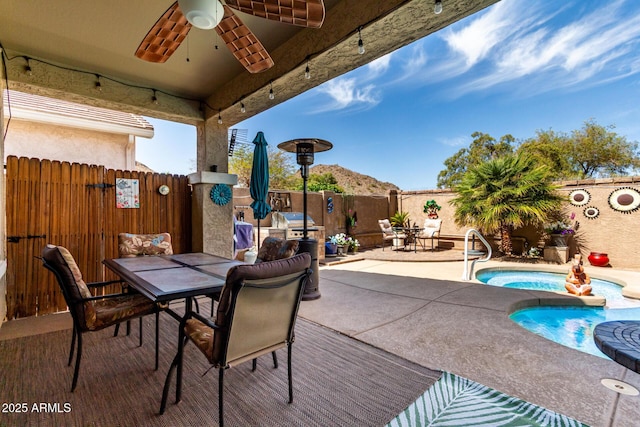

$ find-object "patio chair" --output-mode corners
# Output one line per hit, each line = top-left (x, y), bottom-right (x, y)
(417, 218), (442, 251)
(160, 253), (312, 427)
(378, 219), (406, 251)
(117, 232), (173, 352)
(41, 244), (161, 392)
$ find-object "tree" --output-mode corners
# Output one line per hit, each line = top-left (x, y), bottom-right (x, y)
(516, 129), (574, 180)
(450, 152), (563, 255)
(517, 120), (640, 179)
(296, 172), (344, 193)
(568, 119), (640, 178)
(229, 144), (298, 189)
(437, 132), (515, 188)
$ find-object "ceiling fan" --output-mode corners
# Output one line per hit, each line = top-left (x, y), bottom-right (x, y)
(135, 0), (325, 73)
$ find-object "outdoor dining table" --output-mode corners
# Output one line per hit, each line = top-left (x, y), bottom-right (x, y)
(402, 226), (422, 253)
(593, 320), (640, 374)
(103, 252), (243, 321)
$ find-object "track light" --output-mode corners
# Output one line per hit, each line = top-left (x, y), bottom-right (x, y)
(240, 102), (246, 113)
(152, 90), (159, 105)
(95, 75), (102, 91)
(305, 60), (311, 79)
(217, 109), (223, 124)
(434, 0), (443, 15)
(269, 81), (275, 100)
(24, 58), (32, 76)
(357, 27), (365, 55)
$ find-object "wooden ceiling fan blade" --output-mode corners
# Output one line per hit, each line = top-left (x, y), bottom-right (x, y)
(135, 2), (191, 63)
(216, 6), (274, 73)
(225, 0), (325, 28)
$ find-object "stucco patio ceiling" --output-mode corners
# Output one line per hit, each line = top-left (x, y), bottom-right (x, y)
(0, 0), (499, 126)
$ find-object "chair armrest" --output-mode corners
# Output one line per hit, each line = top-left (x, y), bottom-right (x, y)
(81, 292), (132, 302)
(184, 310), (221, 330)
(86, 279), (126, 289)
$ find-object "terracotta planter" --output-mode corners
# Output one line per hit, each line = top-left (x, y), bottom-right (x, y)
(588, 252), (610, 267)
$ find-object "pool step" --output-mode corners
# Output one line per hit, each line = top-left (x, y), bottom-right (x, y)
(466, 250), (486, 256)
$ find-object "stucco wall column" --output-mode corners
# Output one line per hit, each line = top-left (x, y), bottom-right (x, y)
(189, 118), (237, 257)
(0, 51), (7, 322)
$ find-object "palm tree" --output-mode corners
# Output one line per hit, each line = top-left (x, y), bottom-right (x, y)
(450, 152), (563, 255)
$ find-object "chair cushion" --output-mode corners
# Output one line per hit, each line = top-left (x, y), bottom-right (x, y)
(256, 237), (299, 262)
(420, 219), (442, 238)
(185, 318), (214, 360)
(118, 233), (173, 258)
(90, 294), (156, 331)
(42, 245), (97, 328)
(378, 219), (394, 236)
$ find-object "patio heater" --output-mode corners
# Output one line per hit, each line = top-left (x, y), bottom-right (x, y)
(277, 138), (333, 300)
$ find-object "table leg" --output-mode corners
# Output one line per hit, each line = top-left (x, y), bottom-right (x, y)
(176, 297), (192, 403)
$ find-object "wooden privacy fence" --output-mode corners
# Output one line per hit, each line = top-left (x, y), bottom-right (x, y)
(5, 156), (192, 320)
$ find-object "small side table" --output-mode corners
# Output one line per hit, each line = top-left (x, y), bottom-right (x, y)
(594, 321), (640, 373)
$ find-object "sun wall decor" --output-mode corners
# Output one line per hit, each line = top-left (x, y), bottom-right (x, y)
(583, 206), (600, 219)
(608, 187), (640, 213)
(568, 189), (590, 206)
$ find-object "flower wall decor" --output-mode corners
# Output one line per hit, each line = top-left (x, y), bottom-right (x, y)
(583, 206), (600, 219)
(568, 189), (590, 206)
(210, 184), (232, 206)
(608, 187), (640, 213)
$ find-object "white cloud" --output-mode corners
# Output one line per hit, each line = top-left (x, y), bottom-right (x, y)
(367, 53), (393, 76)
(445, 0), (640, 97)
(438, 135), (469, 147)
(442, 0), (524, 69)
(312, 77), (381, 113)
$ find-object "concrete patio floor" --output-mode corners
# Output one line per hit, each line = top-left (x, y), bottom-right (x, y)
(299, 258), (640, 427)
(2, 254), (639, 426)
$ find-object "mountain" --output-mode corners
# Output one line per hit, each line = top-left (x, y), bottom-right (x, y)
(309, 164), (399, 195)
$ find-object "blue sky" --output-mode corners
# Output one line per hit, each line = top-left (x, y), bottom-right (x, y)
(137, 0), (640, 190)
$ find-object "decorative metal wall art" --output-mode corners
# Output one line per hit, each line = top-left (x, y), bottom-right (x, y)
(608, 187), (640, 213)
(583, 206), (600, 219)
(210, 184), (232, 206)
(568, 189), (590, 206)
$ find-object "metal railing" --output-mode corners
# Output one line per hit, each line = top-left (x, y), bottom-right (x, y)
(461, 229), (492, 281)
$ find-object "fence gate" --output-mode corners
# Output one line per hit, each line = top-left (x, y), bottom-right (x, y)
(5, 156), (192, 319)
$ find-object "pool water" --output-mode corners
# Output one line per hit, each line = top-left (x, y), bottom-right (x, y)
(476, 269), (640, 357)
(510, 306), (640, 357)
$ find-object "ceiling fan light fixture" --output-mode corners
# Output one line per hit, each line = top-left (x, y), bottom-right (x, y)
(179, 0), (224, 29)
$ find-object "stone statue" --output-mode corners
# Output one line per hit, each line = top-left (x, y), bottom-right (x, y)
(565, 254), (592, 296)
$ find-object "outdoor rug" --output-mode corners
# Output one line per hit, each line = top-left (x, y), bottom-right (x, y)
(0, 314), (441, 426)
(386, 371), (588, 427)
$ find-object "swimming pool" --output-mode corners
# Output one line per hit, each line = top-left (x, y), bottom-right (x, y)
(476, 269), (640, 357)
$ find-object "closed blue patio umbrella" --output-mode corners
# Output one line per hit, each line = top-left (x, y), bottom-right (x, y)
(249, 131), (271, 249)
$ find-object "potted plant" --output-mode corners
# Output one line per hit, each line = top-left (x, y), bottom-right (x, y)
(423, 199), (442, 219)
(347, 237), (360, 253)
(390, 211), (410, 229)
(543, 221), (575, 247)
(346, 209), (357, 234)
(329, 233), (349, 255)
